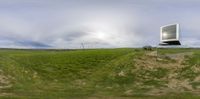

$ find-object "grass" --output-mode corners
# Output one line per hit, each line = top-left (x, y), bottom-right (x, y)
(0, 48), (199, 98)
(157, 48), (193, 55)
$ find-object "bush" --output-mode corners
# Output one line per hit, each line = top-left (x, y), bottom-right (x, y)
(143, 45), (153, 51)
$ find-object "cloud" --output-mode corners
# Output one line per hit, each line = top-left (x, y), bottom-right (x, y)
(0, 0), (199, 48)
(0, 37), (50, 48)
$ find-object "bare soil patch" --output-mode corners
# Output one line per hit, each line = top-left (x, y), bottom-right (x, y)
(134, 51), (195, 95)
(0, 69), (13, 96)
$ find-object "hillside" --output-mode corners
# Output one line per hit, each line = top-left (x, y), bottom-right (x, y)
(0, 48), (199, 99)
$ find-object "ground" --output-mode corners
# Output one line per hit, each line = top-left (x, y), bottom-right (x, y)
(0, 48), (199, 99)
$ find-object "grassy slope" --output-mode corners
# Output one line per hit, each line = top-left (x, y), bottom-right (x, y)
(0, 48), (199, 99)
(0, 49), (137, 98)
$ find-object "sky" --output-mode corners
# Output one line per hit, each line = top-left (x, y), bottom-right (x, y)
(0, 0), (200, 48)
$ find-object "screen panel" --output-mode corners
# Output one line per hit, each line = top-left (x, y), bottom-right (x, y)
(162, 24), (177, 40)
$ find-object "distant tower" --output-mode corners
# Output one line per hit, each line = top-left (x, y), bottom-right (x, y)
(81, 43), (85, 49)
(159, 24), (181, 45)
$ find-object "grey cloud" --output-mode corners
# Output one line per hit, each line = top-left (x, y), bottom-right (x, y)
(15, 41), (51, 48)
(0, 36), (51, 48)
(62, 31), (89, 42)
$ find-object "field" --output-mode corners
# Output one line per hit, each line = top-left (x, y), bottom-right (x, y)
(0, 48), (200, 99)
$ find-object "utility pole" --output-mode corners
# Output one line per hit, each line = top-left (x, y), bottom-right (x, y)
(81, 43), (85, 49)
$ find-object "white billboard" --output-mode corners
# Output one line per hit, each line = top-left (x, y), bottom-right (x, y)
(160, 24), (181, 45)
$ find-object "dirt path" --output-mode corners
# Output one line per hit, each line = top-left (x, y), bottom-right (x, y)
(0, 69), (13, 96)
(134, 51), (195, 95)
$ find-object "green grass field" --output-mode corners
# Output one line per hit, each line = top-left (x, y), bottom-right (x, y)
(0, 48), (199, 99)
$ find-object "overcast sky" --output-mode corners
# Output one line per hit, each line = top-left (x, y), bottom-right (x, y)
(0, 0), (200, 48)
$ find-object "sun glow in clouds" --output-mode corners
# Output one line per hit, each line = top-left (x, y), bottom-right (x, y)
(82, 14), (138, 48)
(95, 31), (109, 40)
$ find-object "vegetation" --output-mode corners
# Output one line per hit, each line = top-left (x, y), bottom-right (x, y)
(143, 45), (153, 51)
(0, 48), (199, 99)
